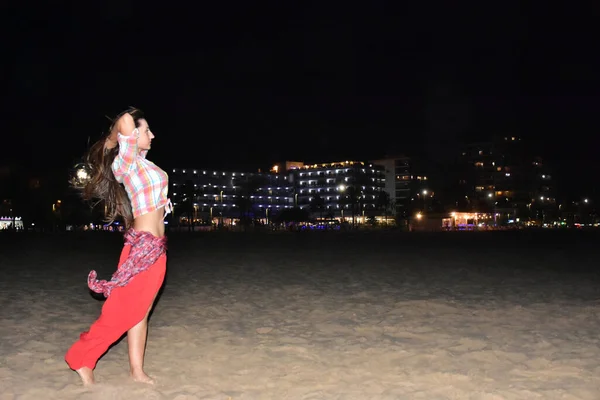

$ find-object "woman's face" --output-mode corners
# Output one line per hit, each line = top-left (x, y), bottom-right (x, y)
(136, 118), (155, 151)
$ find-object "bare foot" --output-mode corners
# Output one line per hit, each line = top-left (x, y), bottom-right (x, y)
(131, 370), (155, 385)
(75, 367), (95, 386)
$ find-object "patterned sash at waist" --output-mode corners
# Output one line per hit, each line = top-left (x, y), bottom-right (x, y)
(87, 229), (167, 297)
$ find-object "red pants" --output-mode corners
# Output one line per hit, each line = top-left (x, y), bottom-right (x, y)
(65, 244), (166, 370)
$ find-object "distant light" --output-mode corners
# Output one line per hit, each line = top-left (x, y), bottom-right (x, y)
(76, 168), (89, 181)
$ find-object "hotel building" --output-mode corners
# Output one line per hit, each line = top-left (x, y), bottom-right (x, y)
(169, 159), (389, 225)
(370, 155), (431, 218)
(169, 168), (294, 225)
(454, 136), (557, 220)
(284, 160), (387, 222)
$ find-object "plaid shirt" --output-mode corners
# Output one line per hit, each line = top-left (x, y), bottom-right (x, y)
(111, 129), (172, 219)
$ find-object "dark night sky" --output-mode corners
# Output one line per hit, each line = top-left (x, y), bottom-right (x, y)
(2, 2), (599, 200)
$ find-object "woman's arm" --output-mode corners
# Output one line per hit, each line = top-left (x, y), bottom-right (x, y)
(108, 113), (140, 178)
(105, 113), (136, 149)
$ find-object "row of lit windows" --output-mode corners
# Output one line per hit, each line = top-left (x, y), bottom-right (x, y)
(302, 204), (379, 209)
(299, 177), (383, 185)
(474, 161), (550, 173)
(460, 172), (550, 186)
(172, 183), (293, 191)
(297, 195), (379, 201)
(173, 169), (247, 177)
(177, 203), (382, 210)
(175, 203), (294, 209)
(298, 168), (382, 177)
(298, 186), (381, 194)
(172, 177), (288, 186)
(174, 202), (382, 210)
(173, 193), (293, 200)
(176, 194), (386, 203)
(172, 169), (289, 181)
(296, 161), (368, 170)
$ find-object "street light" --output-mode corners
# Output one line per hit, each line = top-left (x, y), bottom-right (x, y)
(337, 185), (346, 221)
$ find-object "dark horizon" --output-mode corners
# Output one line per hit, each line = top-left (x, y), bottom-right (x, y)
(3, 2), (599, 201)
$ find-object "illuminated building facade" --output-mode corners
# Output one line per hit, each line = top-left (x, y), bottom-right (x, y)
(455, 136), (556, 221)
(0, 216), (24, 230)
(169, 168), (294, 225)
(371, 156), (409, 216)
(370, 156), (431, 218)
(169, 159), (389, 225)
(284, 160), (386, 221)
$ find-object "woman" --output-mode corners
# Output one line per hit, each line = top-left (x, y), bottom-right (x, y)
(65, 108), (172, 385)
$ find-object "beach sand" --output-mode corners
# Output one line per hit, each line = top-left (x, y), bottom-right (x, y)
(1, 229), (600, 399)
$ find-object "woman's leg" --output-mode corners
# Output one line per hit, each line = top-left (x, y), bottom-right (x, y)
(125, 253), (166, 383)
(127, 290), (159, 383)
(65, 249), (166, 385)
(65, 245), (132, 385)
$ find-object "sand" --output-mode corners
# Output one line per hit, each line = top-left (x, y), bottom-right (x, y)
(1, 229), (600, 399)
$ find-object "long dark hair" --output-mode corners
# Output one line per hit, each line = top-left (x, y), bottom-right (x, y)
(72, 107), (145, 228)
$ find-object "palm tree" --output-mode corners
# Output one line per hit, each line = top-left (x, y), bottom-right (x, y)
(234, 174), (265, 229)
(376, 190), (395, 225)
(338, 185), (359, 227)
(343, 164), (372, 227)
(309, 194), (325, 221)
